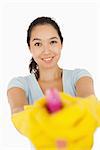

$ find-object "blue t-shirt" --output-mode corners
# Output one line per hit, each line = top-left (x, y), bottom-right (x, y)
(7, 68), (92, 104)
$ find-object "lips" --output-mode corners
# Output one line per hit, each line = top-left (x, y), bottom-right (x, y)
(42, 57), (54, 63)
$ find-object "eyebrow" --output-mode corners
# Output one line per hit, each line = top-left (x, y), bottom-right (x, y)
(32, 37), (58, 42)
(49, 37), (58, 40)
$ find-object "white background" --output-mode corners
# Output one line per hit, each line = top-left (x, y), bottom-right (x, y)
(0, 0), (100, 150)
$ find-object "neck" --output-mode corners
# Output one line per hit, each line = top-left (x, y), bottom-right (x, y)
(38, 66), (62, 82)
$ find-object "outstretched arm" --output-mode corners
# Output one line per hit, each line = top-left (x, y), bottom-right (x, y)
(75, 76), (95, 97)
(7, 88), (28, 114)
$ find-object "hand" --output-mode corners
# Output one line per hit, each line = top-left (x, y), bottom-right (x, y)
(12, 92), (100, 150)
(32, 93), (99, 149)
(12, 98), (55, 149)
(35, 94), (97, 135)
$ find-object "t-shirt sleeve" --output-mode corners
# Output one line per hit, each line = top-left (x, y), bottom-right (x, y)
(7, 76), (28, 98)
(73, 68), (92, 87)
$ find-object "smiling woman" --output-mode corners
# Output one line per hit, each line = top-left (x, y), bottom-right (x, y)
(29, 24), (62, 74)
(27, 17), (63, 81)
(7, 16), (95, 150)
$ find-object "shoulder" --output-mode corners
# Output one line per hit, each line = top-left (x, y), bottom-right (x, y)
(72, 68), (92, 83)
(63, 68), (92, 83)
(7, 74), (33, 97)
(74, 69), (95, 97)
(7, 74), (31, 86)
(63, 68), (91, 75)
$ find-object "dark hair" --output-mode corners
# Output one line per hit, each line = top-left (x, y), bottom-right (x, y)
(27, 16), (63, 80)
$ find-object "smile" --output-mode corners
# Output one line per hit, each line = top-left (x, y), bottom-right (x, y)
(42, 57), (54, 63)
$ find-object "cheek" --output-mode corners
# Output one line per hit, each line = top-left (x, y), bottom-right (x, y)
(54, 48), (61, 56)
(30, 47), (39, 56)
(53, 51), (61, 62)
(32, 52), (39, 59)
(53, 44), (62, 53)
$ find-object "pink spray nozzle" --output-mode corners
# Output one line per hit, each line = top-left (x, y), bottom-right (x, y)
(45, 88), (62, 113)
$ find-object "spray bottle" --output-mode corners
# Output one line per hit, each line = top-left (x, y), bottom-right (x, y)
(45, 88), (63, 113)
(45, 88), (67, 149)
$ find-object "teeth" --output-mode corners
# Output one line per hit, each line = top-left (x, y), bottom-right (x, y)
(43, 57), (53, 61)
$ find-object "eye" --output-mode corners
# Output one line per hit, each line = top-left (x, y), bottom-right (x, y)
(34, 42), (42, 47)
(50, 41), (57, 45)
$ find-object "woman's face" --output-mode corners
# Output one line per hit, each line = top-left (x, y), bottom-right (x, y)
(29, 24), (63, 69)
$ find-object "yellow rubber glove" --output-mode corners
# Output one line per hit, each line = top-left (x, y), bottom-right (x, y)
(12, 93), (75, 149)
(12, 92), (100, 150)
(12, 100), (54, 149)
(77, 95), (100, 127)
(34, 93), (97, 150)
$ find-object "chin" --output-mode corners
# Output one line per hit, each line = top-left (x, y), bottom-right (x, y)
(41, 63), (58, 70)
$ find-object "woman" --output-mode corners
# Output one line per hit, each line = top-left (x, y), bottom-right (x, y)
(7, 17), (95, 149)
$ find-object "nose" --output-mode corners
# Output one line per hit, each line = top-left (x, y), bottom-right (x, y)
(43, 43), (51, 54)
